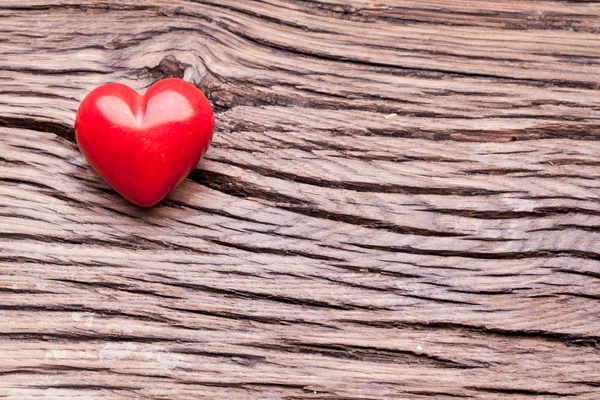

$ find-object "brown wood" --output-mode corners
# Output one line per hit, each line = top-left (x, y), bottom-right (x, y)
(2, 1), (600, 398)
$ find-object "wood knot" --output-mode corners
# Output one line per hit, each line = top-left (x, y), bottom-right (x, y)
(148, 55), (187, 80)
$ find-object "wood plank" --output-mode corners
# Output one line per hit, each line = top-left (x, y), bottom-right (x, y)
(1, 1), (600, 398)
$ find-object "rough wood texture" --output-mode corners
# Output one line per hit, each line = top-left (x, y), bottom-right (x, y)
(2, 1), (600, 399)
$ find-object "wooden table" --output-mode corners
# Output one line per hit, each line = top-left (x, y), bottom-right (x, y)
(2, 1), (600, 399)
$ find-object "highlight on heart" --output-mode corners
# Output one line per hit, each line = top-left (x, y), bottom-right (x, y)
(74, 78), (214, 207)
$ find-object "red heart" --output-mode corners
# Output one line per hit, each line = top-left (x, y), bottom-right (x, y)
(75, 78), (214, 207)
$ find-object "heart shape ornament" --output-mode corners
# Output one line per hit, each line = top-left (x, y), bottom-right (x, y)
(75, 78), (214, 207)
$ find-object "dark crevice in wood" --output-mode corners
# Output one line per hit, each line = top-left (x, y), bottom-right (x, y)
(163, 306), (334, 328)
(0, 332), (187, 344)
(567, 381), (600, 387)
(466, 386), (577, 397)
(0, 90), (77, 101)
(402, 390), (470, 398)
(401, 293), (480, 306)
(1, 232), (206, 254)
(0, 4), (158, 12)
(245, 341), (483, 368)
(156, 280), (375, 311)
(167, 199), (281, 226)
(176, 381), (306, 390)
(0, 303), (174, 324)
(170, 348), (268, 364)
(0, 366), (111, 376)
(449, 288), (523, 296)
(207, 238), (344, 261)
(350, 243), (600, 262)
(0, 287), (49, 294)
(278, 204), (468, 238)
(29, 384), (140, 391)
(434, 207), (600, 220)
(0, 116), (74, 141)
(212, 160), (516, 196)
(10, 144), (70, 161)
(49, 278), (183, 300)
(464, 168), (540, 175)
(556, 292), (600, 301)
(0, 156), (29, 166)
(329, 263), (422, 279)
(531, 224), (600, 233)
(0, 177), (55, 191)
(554, 268), (600, 280)
(341, 319), (600, 348)
(188, 169), (313, 205)
(541, 158), (600, 166)
(301, 273), (407, 296)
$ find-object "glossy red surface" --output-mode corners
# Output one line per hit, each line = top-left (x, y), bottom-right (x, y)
(75, 78), (214, 207)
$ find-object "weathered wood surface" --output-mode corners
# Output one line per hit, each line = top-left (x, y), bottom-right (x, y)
(2, 1), (600, 398)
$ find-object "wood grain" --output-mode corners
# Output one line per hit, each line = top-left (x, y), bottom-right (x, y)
(2, 1), (600, 398)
